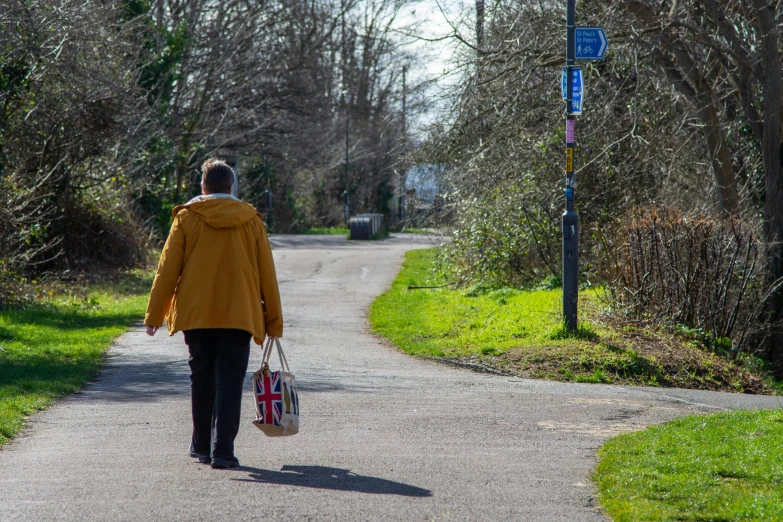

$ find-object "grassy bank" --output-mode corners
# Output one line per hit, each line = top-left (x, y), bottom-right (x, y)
(369, 248), (778, 393)
(0, 271), (151, 444)
(593, 409), (783, 520)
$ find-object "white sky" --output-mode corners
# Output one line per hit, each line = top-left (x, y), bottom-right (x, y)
(392, 0), (472, 135)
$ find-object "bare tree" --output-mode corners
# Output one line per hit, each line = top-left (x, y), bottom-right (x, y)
(0, 0), (418, 282)
(411, 0), (783, 364)
(618, 0), (783, 358)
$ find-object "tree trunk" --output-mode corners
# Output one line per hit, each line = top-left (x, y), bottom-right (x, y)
(627, 1), (740, 215)
(475, 0), (484, 52)
(652, 48), (740, 215)
(697, 93), (740, 215)
(753, 0), (783, 364)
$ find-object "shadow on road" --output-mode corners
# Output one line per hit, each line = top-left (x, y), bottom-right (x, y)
(81, 358), (188, 403)
(83, 359), (396, 403)
(233, 465), (432, 497)
(293, 375), (396, 394)
(268, 236), (360, 250)
(268, 234), (439, 251)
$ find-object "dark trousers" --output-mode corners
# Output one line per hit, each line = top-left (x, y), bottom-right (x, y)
(183, 328), (251, 460)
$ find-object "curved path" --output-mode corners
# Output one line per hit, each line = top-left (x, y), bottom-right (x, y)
(1, 234), (780, 521)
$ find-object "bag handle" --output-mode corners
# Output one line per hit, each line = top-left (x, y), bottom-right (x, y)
(261, 337), (280, 369)
(274, 338), (291, 373)
(261, 337), (273, 365)
(261, 336), (290, 373)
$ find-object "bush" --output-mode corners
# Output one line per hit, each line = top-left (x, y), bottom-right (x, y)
(0, 177), (54, 307)
(597, 207), (768, 357)
(53, 203), (152, 271)
(441, 185), (561, 288)
(0, 174), (152, 308)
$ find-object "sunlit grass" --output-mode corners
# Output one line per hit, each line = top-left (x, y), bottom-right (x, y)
(368, 249), (777, 390)
(369, 248), (608, 357)
(593, 409), (783, 520)
(0, 271), (151, 444)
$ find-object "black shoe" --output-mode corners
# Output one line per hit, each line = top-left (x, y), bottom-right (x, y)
(189, 450), (211, 464)
(211, 456), (239, 469)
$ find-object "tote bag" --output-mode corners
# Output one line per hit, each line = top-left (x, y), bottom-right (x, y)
(252, 337), (300, 437)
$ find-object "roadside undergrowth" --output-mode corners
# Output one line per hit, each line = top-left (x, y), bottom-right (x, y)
(0, 269), (152, 444)
(369, 248), (780, 393)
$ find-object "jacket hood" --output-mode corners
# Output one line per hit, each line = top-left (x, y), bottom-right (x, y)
(172, 194), (259, 229)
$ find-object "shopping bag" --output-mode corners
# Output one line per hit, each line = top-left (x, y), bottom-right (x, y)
(252, 337), (299, 437)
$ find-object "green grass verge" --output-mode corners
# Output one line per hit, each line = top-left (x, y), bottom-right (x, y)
(369, 248), (611, 365)
(369, 248), (778, 392)
(0, 270), (151, 444)
(593, 409), (783, 520)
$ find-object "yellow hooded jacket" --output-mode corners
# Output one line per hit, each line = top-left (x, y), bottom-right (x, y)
(144, 196), (283, 344)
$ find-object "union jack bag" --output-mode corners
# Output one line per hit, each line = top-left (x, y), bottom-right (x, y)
(252, 337), (299, 437)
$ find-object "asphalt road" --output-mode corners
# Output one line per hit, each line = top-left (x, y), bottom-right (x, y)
(1, 234), (780, 521)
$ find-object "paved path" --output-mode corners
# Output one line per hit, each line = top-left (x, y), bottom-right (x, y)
(1, 234), (780, 521)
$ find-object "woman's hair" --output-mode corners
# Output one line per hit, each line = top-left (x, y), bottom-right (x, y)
(201, 159), (234, 194)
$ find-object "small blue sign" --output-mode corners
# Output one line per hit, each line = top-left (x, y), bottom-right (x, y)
(561, 67), (583, 115)
(575, 27), (608, 60)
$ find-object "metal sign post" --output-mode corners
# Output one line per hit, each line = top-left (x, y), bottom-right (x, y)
(228, 154), (239, 198)
(344, 91), (351, 224)
(563, 0), (578, 331)
(264, 103), (272, 229)
(561, 4), (608, 331)
(265, 153), (273, 229)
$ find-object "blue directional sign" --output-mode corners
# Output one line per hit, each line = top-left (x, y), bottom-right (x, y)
(575, 27), (608, 60)
(561, 67), (583, 115)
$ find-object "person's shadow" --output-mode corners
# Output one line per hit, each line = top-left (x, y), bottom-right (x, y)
(233, 465), (432, 497)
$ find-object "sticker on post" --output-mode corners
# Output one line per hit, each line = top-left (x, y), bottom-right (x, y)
(566, 148), (573, 172)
